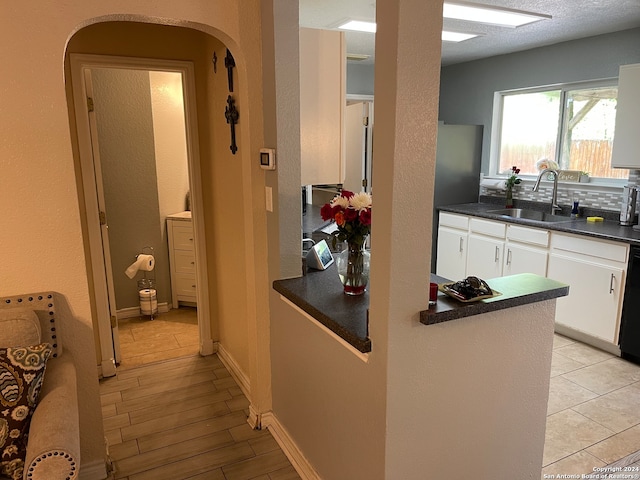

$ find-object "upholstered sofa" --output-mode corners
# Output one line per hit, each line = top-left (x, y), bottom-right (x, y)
(0, 293), (80, 480)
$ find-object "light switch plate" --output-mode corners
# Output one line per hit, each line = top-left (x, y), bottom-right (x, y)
(265, 186), (273, 212)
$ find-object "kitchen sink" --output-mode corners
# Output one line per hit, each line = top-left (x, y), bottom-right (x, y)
(487, 208), (573, 223)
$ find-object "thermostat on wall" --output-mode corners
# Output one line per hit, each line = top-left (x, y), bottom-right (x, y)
(260, 148), (276, 170)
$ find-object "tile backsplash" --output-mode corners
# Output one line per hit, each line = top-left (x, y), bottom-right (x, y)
(481, 170), (640, 212)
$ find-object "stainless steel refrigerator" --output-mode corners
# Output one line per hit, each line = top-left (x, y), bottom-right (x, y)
(431, 122), (483, 272)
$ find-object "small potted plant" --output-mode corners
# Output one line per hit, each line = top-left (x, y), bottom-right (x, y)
(579, 171), (590, 183)
(505, 166), (521, 208)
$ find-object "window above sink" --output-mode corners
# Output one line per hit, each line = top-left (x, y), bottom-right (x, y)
(489, 80), (628, 184)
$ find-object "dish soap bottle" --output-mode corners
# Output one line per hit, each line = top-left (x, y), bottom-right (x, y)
(571, 197), (579, 218)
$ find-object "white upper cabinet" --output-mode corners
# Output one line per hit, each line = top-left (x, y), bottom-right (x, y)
(611, 63), (640, 169)
(299, 28), (346, 186)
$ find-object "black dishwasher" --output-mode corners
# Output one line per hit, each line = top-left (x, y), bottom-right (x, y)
(620, 246), (640, 364)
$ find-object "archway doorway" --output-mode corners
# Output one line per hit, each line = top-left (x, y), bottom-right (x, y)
(69, 52), (213, 376)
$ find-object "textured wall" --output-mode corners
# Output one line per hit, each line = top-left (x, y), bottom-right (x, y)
(91, 68), (171, 309)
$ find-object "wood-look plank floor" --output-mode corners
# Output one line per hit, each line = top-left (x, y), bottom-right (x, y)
(100, 353), (301, 480)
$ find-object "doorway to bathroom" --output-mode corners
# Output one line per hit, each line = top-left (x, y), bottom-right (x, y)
(70, 54), (213, 376)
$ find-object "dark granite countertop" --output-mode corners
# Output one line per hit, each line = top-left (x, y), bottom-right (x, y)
(421, 273), (569, 325)
(273, 264), (371, 353)
(439, 198), (640, 246)
(274, 267), (569, 352)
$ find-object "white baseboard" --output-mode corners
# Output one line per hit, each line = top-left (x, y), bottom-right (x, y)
(79, 459), (108, 480)
(116, 303), (170, 320)
(261, 412), (320, 480)
(216, 342), (251, 400)
(247, 404), (261, 429)
(200, 337), (215, 356)
(555, 324), (622, 356)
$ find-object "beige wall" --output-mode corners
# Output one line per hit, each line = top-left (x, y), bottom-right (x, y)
(1, 3), (271, 474)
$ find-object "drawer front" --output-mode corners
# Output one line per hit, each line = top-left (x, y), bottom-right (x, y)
(507, 224), (549, 247)
(175, 273), (197, 297)
(174, 250), (196, 274)
(551, 232), (628, 263)
(172, 225), (195, 251)
(439, 212), (469, 230)
(469, 217), (506, 238)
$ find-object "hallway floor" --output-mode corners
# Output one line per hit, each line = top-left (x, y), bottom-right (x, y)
(100, 353), (301, 480)
(102, 314), (640, 478)
(542, 334), (640, 478)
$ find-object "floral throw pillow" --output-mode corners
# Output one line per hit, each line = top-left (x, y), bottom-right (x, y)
(0, 343), (52, 480)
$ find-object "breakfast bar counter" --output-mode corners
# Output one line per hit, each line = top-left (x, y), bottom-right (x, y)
(273, 267), (569, 353)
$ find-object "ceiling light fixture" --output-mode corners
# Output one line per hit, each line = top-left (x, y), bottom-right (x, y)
(442, 30), (479, 42)
(338, 20), (377, 33)
(442, 1), (551, 28)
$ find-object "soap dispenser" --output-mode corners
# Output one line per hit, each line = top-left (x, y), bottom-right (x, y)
(571, 194), (580, 218)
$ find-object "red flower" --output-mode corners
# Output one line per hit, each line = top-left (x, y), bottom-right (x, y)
(344, 208), (358, 222)
(335, 211), (346, 226)
(359, 209), (371, 226)
(320, 203), (335, 221)
(341, 190), (354, 199)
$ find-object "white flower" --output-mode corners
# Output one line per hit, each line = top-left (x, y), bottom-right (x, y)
(330, 195), (350, 209)
(349, 192), (372, 211)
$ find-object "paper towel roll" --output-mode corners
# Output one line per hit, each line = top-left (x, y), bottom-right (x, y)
(125, 254), (155, 279)
(480, 179), (506, 191)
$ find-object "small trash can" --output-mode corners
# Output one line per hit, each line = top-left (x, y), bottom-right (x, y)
(138, 278), (157, 318)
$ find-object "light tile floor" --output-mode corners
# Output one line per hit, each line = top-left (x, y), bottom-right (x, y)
(106, 312), (640, 479)
(116, 307), (200, 369)
(542, 334), (640, 479)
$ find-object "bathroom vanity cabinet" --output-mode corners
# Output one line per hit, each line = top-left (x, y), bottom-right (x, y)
(167, 212), (197, 307)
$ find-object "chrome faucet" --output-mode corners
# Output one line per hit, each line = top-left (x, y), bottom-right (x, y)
(532, 168), (561, 215)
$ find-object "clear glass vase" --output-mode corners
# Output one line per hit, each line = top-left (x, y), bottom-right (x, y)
(505, 186), (514, 208)
(336, 240), (370, 295)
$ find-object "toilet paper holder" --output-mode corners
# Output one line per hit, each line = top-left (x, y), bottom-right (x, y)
(137, 246), (157, 319)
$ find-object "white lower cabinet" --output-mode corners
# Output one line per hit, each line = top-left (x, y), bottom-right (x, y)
(503, 225), (549, 277)
(436, 213), (469, 280)
(547, 233), (628, 344)
(466, 218), (505, 280)
(467, 234), (504, 279)
(504, 242), (548, 276)
(436, 227), (468, 280)
(436, 211), (630, 349)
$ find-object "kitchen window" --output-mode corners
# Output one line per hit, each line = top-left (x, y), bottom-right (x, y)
(492, 82), (628, 181)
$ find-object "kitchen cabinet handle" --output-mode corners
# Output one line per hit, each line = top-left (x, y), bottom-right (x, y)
(459, 237), (464, 253)
(506, 249), (512, 266)
(495, 246), (500, 263)
(610, 273), (615, 294)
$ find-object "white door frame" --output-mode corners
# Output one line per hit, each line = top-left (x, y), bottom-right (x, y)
(82, 67), (122, 367)
(346, 94), (374, 193)
(70, 54), (214, 377)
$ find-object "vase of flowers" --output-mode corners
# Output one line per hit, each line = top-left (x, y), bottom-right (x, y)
(505, 165), (521, 208)
(320, 190), (372, 295)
